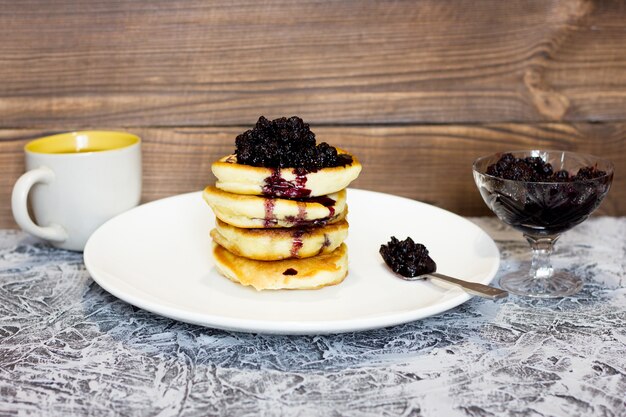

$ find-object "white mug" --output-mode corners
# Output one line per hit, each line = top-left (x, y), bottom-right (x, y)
(12, 131), (141, 251)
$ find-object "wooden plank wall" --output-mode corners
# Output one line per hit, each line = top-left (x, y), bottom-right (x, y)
(0, 0), (624, 228)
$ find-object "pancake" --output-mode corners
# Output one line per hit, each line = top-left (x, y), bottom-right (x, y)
(212, 149), (362, 198)
(211, 218), (349, 260)
(203, 186), (347, 228)
(212, 242), (348, 290)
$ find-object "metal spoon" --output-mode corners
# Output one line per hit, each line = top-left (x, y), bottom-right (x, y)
(401, 271), (508, 300)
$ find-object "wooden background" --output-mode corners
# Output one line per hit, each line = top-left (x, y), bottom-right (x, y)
(1, 0), (624, 228)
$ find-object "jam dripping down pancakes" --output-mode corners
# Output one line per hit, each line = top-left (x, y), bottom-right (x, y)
(203, 116), (361, 290)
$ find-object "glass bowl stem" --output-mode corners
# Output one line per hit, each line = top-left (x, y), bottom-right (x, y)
(499, 233), (583, 298)
(527, 234), (558, 280)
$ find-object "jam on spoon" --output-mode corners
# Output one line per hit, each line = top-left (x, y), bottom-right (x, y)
(379, 237), (436, 277)
(380, 237), (507, 300)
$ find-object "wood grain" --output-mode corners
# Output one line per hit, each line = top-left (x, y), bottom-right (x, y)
(0, 0), (625, 127)
(1, 0), (624, 230)
(1, 123), (623, 228)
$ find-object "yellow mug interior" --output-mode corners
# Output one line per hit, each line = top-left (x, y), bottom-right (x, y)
(25, 131), (140, 154)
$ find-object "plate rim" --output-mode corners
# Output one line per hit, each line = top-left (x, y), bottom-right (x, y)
(84, 189), (500, 335)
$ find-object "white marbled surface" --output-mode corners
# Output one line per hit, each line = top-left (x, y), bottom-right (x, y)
(0, 217), (624, 417)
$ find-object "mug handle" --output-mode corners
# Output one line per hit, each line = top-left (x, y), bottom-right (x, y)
(11, 166), (68, 242)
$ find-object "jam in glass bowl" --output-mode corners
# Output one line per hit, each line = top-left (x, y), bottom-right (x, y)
(473, 150), (613, 298)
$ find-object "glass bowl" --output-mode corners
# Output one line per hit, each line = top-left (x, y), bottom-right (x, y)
(473, 150), (613, 298)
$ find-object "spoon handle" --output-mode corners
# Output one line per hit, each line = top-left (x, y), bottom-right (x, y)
(429, 273), (508, 300)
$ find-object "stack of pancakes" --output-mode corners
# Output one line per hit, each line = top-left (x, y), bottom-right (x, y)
(203, 150), (361, 290)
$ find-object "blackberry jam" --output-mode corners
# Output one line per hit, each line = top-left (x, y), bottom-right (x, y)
(473, 150), (613, 298)
(474, 152), (613, 237)
(380, 237), (436, 277)
(235, 116), (353, 172)
(262, 168), (311, 198)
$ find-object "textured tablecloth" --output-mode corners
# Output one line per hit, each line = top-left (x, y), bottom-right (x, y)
(0, 217), (624, 417)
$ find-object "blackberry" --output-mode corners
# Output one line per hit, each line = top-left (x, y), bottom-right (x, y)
(486, 153), (606, 182)
(554, 170), (570, 182)
(524, 156), (553, 179)
(234, 116), (353, 172)
(482, 154), (612, 237)
(379, 237), (437, 278)
(573, 166), (607, 181)
(502, 163), (535, 181)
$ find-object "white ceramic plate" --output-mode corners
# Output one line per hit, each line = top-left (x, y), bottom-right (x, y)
(84, 189), (499, 335)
